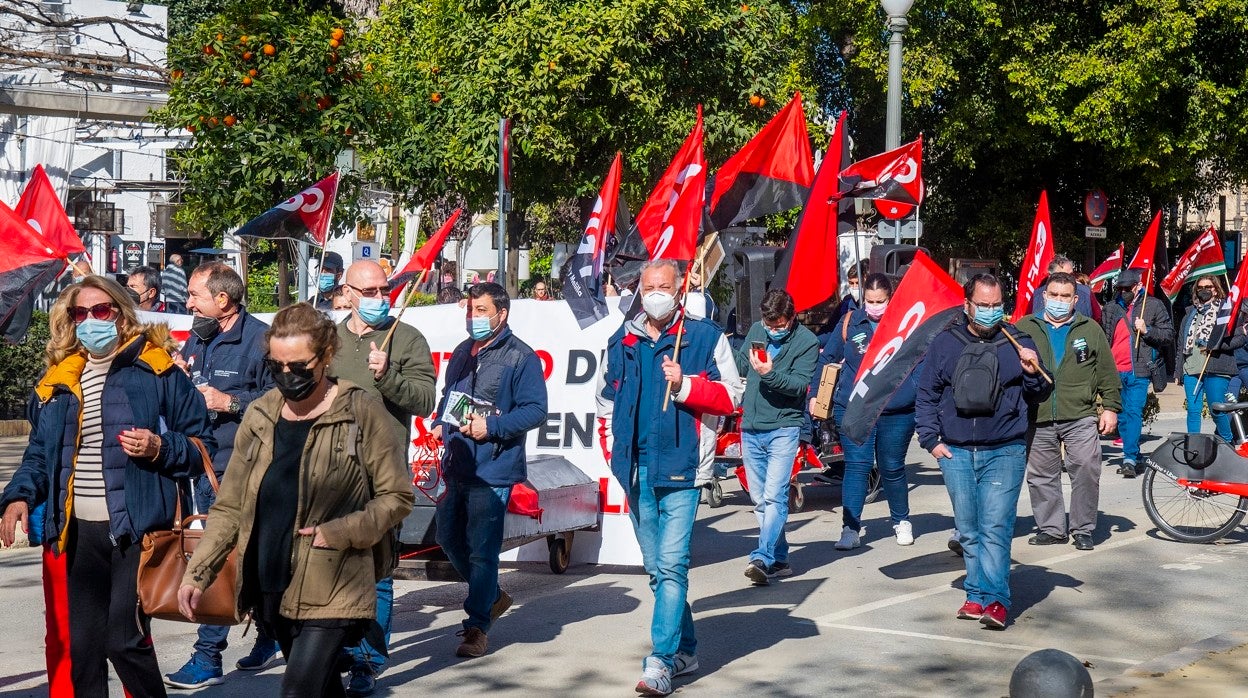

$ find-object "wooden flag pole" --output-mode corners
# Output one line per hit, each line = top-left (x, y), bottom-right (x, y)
(1192, 351), (1213, 395)
(1001, 326), (1053, 385)
(1134, 270), (1150, 350)
(662, 244), (713, 412)
(379, 268), (430, 353)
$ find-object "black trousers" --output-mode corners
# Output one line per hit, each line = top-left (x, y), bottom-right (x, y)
(65, 518), (166, 698)
(256, 593), (363, 698)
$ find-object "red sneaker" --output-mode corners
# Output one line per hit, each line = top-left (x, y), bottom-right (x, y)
(957, 601), (984, 620)
(979, 602), (1007, 629)
(1112, 438), (1123, 447)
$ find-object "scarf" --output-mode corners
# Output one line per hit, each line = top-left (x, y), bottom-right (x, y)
(1185, 302), (1218, 354)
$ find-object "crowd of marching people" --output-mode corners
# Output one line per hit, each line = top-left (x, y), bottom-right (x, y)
(0, 248), (1239, 697)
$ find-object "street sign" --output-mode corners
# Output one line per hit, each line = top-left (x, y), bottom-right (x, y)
(352, 241), (377, 261)
(1084, 189), (1108, 226)
(1085, 226), (1107, 239)
(123, 241), (145, 269)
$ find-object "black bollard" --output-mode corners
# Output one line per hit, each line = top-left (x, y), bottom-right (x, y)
(1009, 648), (1094, 697)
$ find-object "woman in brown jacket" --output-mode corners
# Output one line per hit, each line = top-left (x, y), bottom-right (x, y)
(177, 303), (414, 697)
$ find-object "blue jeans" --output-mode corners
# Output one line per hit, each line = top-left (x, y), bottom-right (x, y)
(1118, 371), (1150, 465)
(1184, 373), (1232, 441)
(939, 443), (1026, 609)
(740, 427), (800, 567)
(627, 464), (699, 671)
(835, 408), (915, 530)
(347, 577), (394, 673)
(436, 480), (510, 632)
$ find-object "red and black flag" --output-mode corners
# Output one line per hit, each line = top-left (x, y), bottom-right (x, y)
(707, 93), (814, 230)
(837, 135), (924, 206)
(235, 172), (339, 245)
(1011, 191), (1054, 322)
(772, 111), (852, 313)
(633, 106), (706, 261)
(840, 251), (964, 445)
(0, 199), (65, 343)
(387, 208), (462, 304)
(564, 153), (623, 329)
(18, 164), (85, 259)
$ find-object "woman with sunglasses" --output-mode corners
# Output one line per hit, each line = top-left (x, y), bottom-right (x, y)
(0, 275), (216, 697)
(177, 302), (413, 698)
(1178, 275), (1245, 441)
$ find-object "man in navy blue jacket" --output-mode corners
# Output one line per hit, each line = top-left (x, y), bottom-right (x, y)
(432, 282), (547, 660)
(916, 274), (1051, 631)
(596, 259), (743, 696)
(165, 262), (275, 688)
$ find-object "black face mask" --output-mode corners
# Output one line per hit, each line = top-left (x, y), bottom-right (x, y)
(272, 366), (318, 402)
(125, 288), (143, 305)
(192, 315), (220, 342)
(1196, 289), (1214, 303)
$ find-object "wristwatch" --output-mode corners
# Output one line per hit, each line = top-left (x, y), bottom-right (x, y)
(228, 395), (241, 414)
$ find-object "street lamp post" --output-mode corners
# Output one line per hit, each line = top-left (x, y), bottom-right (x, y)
(881, 0), (914, 151)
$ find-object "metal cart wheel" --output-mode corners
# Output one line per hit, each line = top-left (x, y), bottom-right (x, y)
(547, 533), (572, 574)
(706, 480), (725, 508)
(789, 482), (806, 512)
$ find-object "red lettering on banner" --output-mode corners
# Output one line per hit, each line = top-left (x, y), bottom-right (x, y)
(536, 350), (553, 380)
(599, 477), (629, 514)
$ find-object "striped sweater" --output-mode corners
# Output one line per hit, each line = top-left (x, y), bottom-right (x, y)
(74, 354), (113, 520)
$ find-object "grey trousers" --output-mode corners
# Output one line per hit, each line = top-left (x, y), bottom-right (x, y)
(1026, 416), (1102, 536)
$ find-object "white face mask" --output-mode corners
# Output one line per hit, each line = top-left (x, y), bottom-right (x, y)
(641, 291), (677, 322)
(848, 287), (861, 302)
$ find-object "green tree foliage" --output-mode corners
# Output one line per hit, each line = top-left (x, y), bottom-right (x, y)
(0, 312), (49, 420)
(155, 0), (384, 235)
(807, 1), (1248, 267)
(362, 0), (813, 210)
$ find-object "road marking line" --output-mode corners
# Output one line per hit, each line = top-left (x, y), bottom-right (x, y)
(812, 534), (1149, 624)
(812, 622), (1141, 666)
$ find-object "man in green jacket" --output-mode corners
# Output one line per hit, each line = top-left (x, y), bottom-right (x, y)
(1017, 272), (1122, 551)
(733, 289), (819, 585)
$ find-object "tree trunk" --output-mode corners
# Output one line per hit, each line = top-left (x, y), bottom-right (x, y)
(277, 238), (291, 307)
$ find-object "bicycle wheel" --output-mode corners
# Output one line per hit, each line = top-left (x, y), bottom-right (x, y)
(863, 465), (882, 505)
(1142, 465), (1248, 543)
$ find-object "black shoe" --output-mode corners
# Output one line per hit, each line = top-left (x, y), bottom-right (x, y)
(1072, 533), (1094, 550)
(1119, 462), (1138, 479)
(947, 535), (963, 557)
(744, 559), (770, 586)
(1028, 532), (1068, 546)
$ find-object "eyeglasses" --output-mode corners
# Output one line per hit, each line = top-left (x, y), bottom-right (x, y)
(1196, 285), (1216, 291)
(69, 302), (118, 323)
(971, 302), (1004, 310)
(263, 356), (320, 374)
(347, 284), (389, 298)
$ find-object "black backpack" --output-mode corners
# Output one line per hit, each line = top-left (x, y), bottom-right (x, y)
(952, 330), (1011, 416)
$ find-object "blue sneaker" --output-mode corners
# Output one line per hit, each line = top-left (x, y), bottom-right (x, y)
(164, 655), (224, 689)
(346, 664), (378, 697)
(235, 638), (281, 671)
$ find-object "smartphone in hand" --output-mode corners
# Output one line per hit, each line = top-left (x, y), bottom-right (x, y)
(751, 340), (767, 363)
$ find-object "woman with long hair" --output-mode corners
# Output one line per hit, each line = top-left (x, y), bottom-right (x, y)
(1179, 275), (1244, 440)
(1, 275), (215, 697)
(177, 302), (413, 698)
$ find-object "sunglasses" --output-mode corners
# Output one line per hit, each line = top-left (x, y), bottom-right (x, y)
(263, 356), (320, 374)
(347, 284), (389, 298)
(1196, 285), (1216, 291)
(69, 302), (118, 323)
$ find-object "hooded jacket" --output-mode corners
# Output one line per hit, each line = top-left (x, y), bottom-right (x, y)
(1, 328), (216, 550)
(183, 381), (414, 621)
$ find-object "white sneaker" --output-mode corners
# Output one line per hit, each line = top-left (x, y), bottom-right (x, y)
(893, 520), (914, 546)
(673, 651), (699, 677)
(834, 526), (862, 550)
(636, 657), (672, 696)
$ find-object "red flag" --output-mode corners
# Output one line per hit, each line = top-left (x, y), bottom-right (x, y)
(235, 172), (339, 245)
(563, 153), (623, 328)
(708, 93), (814, 229)
(0, 200), (64, 342)
(1160, 226), (1226, 300)
(17, 164), (84, 258)
(1011, 191), (1054, 322)
(1128, 210), (1162, 289)
(1089, 243), (1124, 293)
(1209, 254), (1248, 349)
(387, 208), (462, 303)
(837, 135), (924, 205)
(772, 112), (851, 313)
(841, 251), (964, 444)
(634, 106), (705, 261)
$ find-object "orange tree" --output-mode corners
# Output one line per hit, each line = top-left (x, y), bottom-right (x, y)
(155, 0), (385, 235)
(360, 0), (814, 211)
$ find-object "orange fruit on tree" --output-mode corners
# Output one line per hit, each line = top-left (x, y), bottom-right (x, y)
(239, 35), (249, 43)
(208, 116), (219, 126)
(365, 63), (374, 72)
(223, 115), (237, 127)
(243, 51), (253, 60)
(431, 66), (440, 74)
(431, 92), (442, 103)
(262, 43), (276, 56)
(202, 45), (214, 55)
(242, 76), (253, 86)
(316, 96), (332, 110)
(216, 33), (224, 41)
(186, 124), (196, 132)
(741, 3), (749, 11)
(331, 27), (345, 41)
(548, 61), (556, 70)
(170, 69), (183, 80)
(326, 65), (335, 74)
(758, 97), (767, 107)
(748, 94), (761, 107)
(330, 38), (340, 48)
(248, 68), (257, 76)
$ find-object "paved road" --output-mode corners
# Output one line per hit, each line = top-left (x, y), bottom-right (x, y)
(0, 405), (1244, 696)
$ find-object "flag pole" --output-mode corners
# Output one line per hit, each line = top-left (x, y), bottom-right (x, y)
(1134, 269), (1150, 350)
(379, 267), (429, 352)
(1193, 351), (1213, 395)
(1001, 325), (1053, 384)
(662, 245), (712, 412)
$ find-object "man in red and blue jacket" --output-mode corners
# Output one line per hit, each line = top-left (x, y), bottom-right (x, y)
(596, 259), (742, 697)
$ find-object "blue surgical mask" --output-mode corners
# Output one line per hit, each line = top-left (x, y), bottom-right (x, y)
(1044, 299), (1073, 320)
(76, 318), (119, 356)
(318, 273), (337, 293)
(357, 296), (390, 327)
(469, 313), (498, 341)
(972, 305), (1004, 329)
(766, 326), (790, 342)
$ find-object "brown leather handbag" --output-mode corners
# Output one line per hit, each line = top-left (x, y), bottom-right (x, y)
(136, 437), (243, 626)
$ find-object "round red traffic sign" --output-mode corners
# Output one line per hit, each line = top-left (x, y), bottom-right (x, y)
(875, 200), (914, 220)
(1084, 189), (1108, 226)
